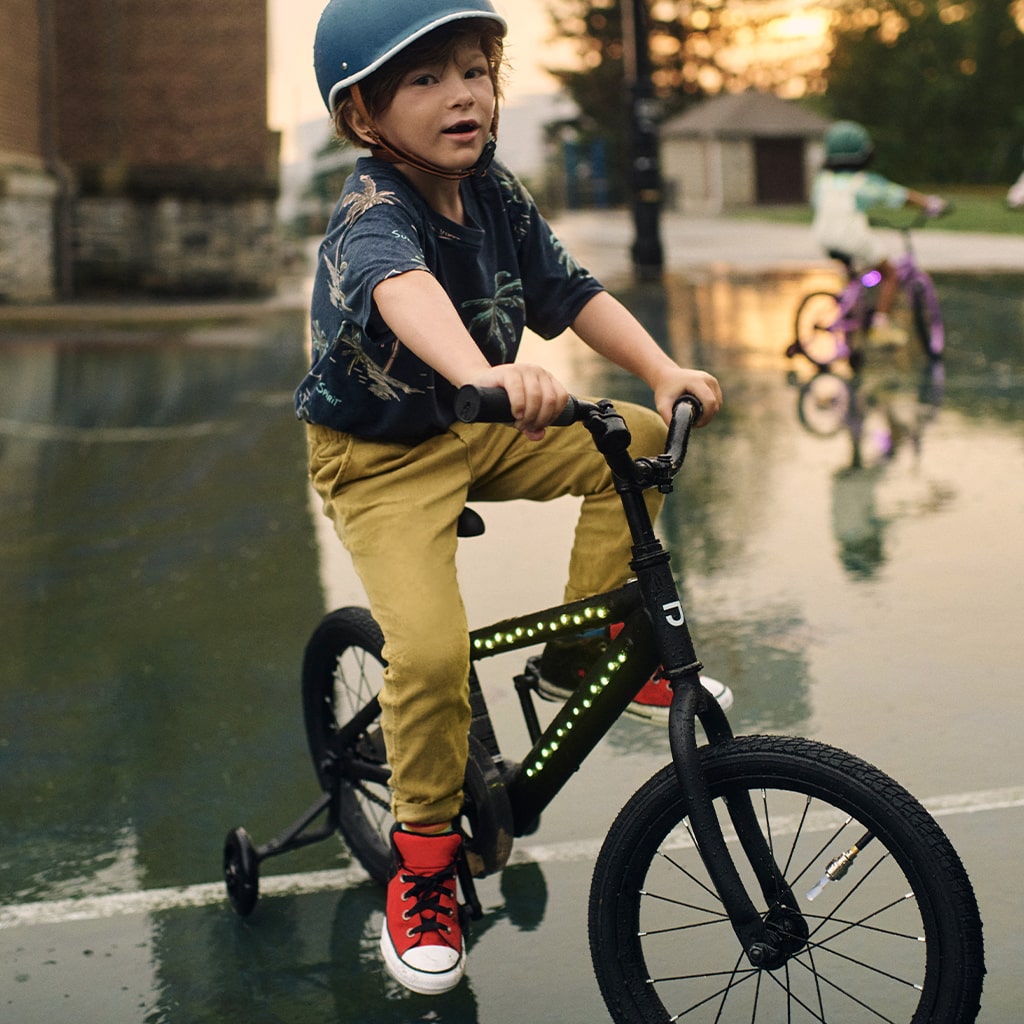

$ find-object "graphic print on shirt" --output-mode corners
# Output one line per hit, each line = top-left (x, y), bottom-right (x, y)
(495, 167), (534, 245)
(334, 322), (424, 402)
(463, 270), (524, 362)
(548, 230), (585, 277)
(308, 187), (427, 405)
(342, 174), (399, 226)
(320, 247), (352, 315)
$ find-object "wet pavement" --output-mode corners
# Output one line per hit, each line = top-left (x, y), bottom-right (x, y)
(1, 215), (1023, 1022)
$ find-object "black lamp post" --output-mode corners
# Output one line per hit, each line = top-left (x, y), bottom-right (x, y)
(621, 0), (664, 281)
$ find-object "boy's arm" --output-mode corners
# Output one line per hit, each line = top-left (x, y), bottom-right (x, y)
(571, 290), (722, 426)
(373, 269), (568, 439)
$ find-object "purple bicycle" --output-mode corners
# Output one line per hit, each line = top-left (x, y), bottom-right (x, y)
(787, 210), (946, 371)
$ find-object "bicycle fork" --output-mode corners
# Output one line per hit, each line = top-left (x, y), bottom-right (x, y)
(632, 523), (808, 970)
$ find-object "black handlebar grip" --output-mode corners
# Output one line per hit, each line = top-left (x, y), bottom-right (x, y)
(454, 385), (578, 426)
(675, 394), (703, 423)
(454, 385), (512, 423)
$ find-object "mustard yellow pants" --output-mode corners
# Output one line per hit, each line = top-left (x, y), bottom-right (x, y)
(307, 402), (665, 824)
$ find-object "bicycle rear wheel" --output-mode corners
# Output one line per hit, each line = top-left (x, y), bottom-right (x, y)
(302, 607), (515, 885)
(589, 735), (984, 1024)
(302, 606), (394, 883)
(909, 276), (944, 360)
(793, 291), (848, 368)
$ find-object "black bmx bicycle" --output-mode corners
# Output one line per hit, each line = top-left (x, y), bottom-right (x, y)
(223, 388), (984, 1023)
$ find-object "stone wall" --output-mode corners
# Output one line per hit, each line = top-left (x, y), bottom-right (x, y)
(0, 0), (281, 303)
(0, 167), (58, 303)
(0, 1), (55, 303)
(74, 194), (279, 296)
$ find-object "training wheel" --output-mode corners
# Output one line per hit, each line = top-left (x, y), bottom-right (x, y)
(223, 826), (260, 917)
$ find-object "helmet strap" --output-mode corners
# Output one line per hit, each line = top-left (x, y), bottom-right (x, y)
(349, 84), (496, 181)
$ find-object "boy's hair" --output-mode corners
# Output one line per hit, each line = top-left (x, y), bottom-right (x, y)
(332, 20), (506, 147)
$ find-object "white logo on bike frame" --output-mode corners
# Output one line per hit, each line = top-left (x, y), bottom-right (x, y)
(663, 601), (685, 626)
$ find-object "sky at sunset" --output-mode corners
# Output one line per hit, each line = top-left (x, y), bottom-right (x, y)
(269, 0), (560, 159)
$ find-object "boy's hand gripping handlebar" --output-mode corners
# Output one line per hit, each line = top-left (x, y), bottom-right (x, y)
(454, 385), (702, 491)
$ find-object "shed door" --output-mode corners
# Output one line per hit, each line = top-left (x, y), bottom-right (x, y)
(754, 138), (805, 204)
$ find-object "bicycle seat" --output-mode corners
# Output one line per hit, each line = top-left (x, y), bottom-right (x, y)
(457, 507), (485, 538)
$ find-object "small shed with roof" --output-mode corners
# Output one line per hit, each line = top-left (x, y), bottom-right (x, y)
(659, 90), (829, 215)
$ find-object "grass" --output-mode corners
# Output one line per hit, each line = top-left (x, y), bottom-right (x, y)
(735, 186), (1024, 235)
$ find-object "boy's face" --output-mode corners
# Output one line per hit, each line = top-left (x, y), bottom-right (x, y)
(368, 41), (496, 175)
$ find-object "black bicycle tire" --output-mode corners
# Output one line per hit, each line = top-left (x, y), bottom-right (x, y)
(302, 606), (394, 883)
(909, 276), (943, 361)
(589, 735), (984, 1024)
(794, 291), (845, 368)
(301, 607), (516, 886)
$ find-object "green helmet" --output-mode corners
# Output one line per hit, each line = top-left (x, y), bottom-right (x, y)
(823, 121), (874, 170)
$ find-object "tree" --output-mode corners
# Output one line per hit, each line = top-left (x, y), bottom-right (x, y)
(545, 1), (832, 203)
(824, 0), (1024, 183)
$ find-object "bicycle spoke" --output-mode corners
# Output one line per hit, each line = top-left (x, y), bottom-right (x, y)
(804, 907), (923, 944)
(660, 959), (760, 1021)
(777, 795), (812, 880)
(786, 956), (902, 1024)
(656, 845), (724, 904)
(799, 932), (924, 991)
(759, 965), (832, 1024)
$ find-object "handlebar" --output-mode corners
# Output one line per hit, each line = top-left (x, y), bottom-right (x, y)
(453, 386), (583, 427)
(869, 200), (954, 233)
(454, 385), (702, 490)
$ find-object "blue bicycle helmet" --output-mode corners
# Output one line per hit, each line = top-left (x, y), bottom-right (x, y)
(314, 0), (508, 113)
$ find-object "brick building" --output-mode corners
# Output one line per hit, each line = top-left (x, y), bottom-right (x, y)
(0, 0), (280, 303)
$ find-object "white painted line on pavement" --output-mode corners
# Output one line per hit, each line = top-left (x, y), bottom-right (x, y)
(2, 785), (1021, 932)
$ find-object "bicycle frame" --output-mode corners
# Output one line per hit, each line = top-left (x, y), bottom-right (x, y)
(894, 240), (945, 356)
(467, 583), (682, 835)
(791, 214), (945, 369)
(457, 393), (788, 962)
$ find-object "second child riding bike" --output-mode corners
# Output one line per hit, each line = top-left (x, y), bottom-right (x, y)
(791, 119), (948, 371)
(788, 207), (948, 371)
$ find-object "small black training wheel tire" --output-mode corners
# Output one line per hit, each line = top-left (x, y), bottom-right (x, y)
(589, 735), (984, 1024)
(302, 607), (515, 886)
(223, 826), (260, 917)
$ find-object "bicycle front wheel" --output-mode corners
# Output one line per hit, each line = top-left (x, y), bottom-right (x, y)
(589, 735), (984, 1024)
(794, 291), (847, 368)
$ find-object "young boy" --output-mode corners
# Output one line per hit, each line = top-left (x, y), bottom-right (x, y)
(812, 120), (946, 347)
(300, 0), (724, 996)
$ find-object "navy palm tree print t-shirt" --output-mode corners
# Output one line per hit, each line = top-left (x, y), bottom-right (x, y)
(295, 157), (603, 443)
